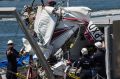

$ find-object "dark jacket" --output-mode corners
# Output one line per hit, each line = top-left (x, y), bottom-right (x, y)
(6, 48), (19, 79)
(74, 55), (92, 69)
(6, 48), (19, 66)
(91, 48), (106, 68)
(91, 48), (107, 78)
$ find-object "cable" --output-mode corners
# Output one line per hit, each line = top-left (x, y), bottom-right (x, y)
(41, 0), (45, 7)
(31, 0), (36, 8)
(0, 67), (26, 79)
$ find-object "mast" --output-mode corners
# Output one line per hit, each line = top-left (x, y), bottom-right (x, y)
(67, 0), (69, 7)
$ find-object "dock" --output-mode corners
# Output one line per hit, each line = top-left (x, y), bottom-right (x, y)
(91, 14), (120, 25)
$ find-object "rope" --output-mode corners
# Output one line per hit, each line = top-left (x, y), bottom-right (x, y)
(0, 68), (26, 79)
(69, 27), (80, 49)
(31, 0), (36, 8)
(51, 66), (80, 79)
(41, 0), (45, 7)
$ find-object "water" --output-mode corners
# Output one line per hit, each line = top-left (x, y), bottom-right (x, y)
(0, 0), (120, 61)
(69, 0), (120, 11)
(0, 21), (24, 61)
(0, 0), (120, 11)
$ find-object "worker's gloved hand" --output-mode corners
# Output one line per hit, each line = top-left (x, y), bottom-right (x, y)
(7, 50), (13, 55)
(66, 60), (72, 65)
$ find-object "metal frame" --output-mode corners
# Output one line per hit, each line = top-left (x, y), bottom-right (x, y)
(104, 26), (112, 79)
(0, 7), (55, 79)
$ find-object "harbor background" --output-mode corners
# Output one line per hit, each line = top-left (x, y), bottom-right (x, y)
(0, 0), (120, 61)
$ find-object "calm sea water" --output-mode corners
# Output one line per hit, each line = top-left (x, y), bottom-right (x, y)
(0, 0), (120, 11)
(0, 0), (120, 61)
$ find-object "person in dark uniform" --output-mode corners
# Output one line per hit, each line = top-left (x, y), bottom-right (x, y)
(73, 48), (93, 79)
(91, 41), (107, 78)
(6, 40), (19, 79)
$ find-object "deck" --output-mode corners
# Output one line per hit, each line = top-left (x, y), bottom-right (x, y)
(91, 14), (120, 25)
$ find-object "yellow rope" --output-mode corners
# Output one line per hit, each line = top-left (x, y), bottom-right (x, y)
(68, 73), (80, 79)
(16, 73), (26, 79)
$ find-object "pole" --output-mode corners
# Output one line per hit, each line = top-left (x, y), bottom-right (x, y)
(111, 20), (120, 79)
(67, 0), (69, 7)
(104, 26), (111, 79)
(14, 10), (55, 79)
(31, 0), (36, 7)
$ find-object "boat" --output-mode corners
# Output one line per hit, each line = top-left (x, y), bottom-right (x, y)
(0, 0), (107, 79)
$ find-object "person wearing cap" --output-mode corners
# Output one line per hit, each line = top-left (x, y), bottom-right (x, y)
(6, 40), (19, 79)
(73, 48), (93, 79)
(91, 41), (107, 78)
